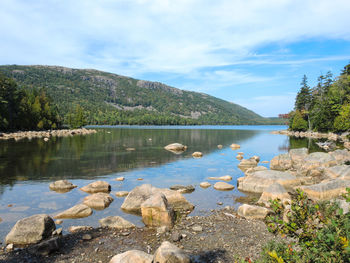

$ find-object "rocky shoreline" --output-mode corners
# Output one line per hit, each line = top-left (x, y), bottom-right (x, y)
(272, 129), (350, 150)
(1, 142), (350, 262)
(0, 128), (97, 141)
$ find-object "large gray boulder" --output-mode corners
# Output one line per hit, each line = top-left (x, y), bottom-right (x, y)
(237, 204), (270, 220)
(289, 148), (308, 169)
(300, 179), (350, 201)
(99, 216), (135, 229)
(5, 214), (55, 245)
(258, 183), (291, 207)
(80, 181), (111, 193)
(270, 153), (292, 171)
(49, 180), (77, 193)
(329, 149), (350, 165)
(300, 152), (337, 175)
(324, 165), (350, 180)
(83, 193), (114, 210)
(54, 204), (93, 219)
(141, 193), (174, 227)
(153, 241), (191, 263)
(121, 184), (194, 214)
(109, 250), (153, 263)
(237, 170), (300, 193)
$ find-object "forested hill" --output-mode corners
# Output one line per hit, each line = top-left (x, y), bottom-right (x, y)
(0, 65), (274, 125)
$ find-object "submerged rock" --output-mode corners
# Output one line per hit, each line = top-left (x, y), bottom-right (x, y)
(199, 182), (211, 188)
(5, 214), (55, 245)
(208, 175), (232, 181)
(192, 151), (203, 158)
(213, 182), (235, 191)
(115, 191), (129, 197)
(80, 181), (111, 193)
(169, 185), (195, 194)
(49, 180), (77, 193)
(230, 143), (240, 149)
(54, 204), (93, 219)
(164, 143), (187, 154)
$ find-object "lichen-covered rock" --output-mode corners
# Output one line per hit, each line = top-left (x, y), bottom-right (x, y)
(54, 204), (93, 219)
(237, 170), (300, 193)
(99, 216), (135, 229)
(300, 179), (350, 201)
(83, 193), (114, 210)
(141, 193), (174, 227)
(109, 250), (153, 263)
(5, 214), (55, 245)
(300, 152), (337, 175)
(80, 181), (111, 193)
(270, 153), (292, 171)
(237, 204), (270, 220)
(258, 183), (291, 207)
(153, 241), (191, 263)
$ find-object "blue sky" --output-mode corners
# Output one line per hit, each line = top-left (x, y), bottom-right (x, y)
(1, 0), (350, 117)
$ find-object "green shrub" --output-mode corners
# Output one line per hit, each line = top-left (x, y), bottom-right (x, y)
(291, 111), (308, 131)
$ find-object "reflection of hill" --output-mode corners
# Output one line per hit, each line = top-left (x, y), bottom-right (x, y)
(0, 127), (261, 191)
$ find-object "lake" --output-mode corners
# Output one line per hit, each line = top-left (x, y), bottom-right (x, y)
(0, 125), (322, 242)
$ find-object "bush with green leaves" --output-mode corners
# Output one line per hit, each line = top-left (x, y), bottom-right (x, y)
(261, 188), (350, 263)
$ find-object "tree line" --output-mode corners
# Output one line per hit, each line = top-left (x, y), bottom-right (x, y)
(289, 63), (350, 132)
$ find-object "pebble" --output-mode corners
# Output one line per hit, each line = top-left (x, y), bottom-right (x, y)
(171, 232), (182, 242)
(121, 232), (130, 236)
(115, 177), (125, 181)
(55, 219), (63, 225)
(217, 202), (223, 205)
(6, 244), (14, 251)
(82, 234), (92, 240)
(192, 225), (203, 232)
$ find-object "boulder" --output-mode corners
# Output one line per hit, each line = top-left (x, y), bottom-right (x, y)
(258, 183), (291, 207)
(54, 204), (93, 219)
(213, 182), (235, 191)
(230, 144), (240, 149)
(345, 142), (350, 150)
(237, 204), (270, 220)
(217, 145), (223, 149)
(192, 152), (203, 158)
(121, 184), (194, 214)
(5, 214), (55, 245)
(49, 180), (77, 193)
(251, 155), (260, 163)
(80, 181), (111, 194)
(238, 158), (258, 172)
(236, 154), (244, 160)
(110, 250), (153, 263)
(199, 182), (211, 188)
(169, 185), (195, 194)
(153, 241), (191, 263)
(237, 170), (300, 193)
(164, 143), (187, 153)
(83, 193), (114, 210)
(208, 175), (232, 181)
(302, 152), (337, 171)
(99, 216), (135, 229)
(329, 149), (350, 165)
(116, 191), (129, 197)
(324, 165), (350, 180)
(270, 153), (292, 171)
(289, 148), (308, 169)
(300, 179), (350, 201)
(141, 193), (174, 227)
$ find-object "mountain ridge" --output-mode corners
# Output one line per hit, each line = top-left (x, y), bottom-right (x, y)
(0, 65), (280, 125)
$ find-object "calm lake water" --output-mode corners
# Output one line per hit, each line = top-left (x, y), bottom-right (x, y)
(0, 125), (322, 242)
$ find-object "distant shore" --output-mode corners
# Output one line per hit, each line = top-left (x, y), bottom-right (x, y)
(0, 128), (97, 141)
